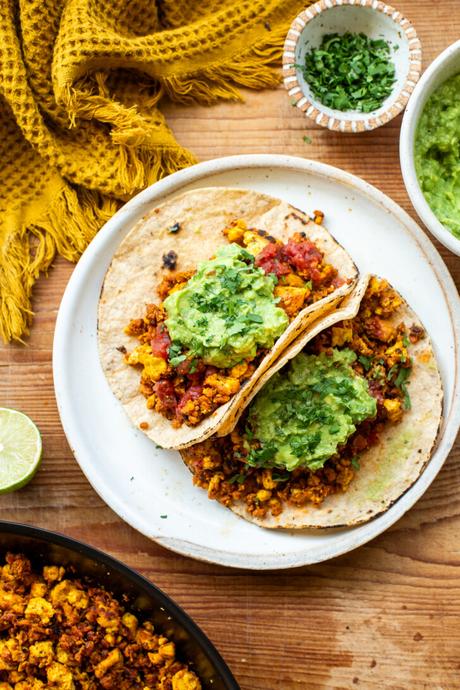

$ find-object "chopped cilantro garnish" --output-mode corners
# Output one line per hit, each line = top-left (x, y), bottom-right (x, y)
(228, 473), (247, 485)
(387, 364), (398, 380)
(402, 334), (410, 347)
(401, 383), (411, 410)
(169, 354), (186, 367)
(245, 427), (254, 441)
(358, 354), (372, 371)
(296, 32), (396, 113)
(168, 341), (188, 367)
(393, 366), (411, 409)
(188, 359), (198, 374)
(246, 313), (264, 324)
(272, 471), (291, 482)
(247, 442), (277, 467)
(395, 366), (411, 388)
(303, 135), (312, 144)
(351, 457), (361, 471)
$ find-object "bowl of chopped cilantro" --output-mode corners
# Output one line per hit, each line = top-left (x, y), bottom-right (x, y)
(283, 0), (421, 133)
(400, 40), (460, 255)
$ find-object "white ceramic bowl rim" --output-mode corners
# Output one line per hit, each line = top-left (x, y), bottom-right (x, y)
(283, 0), (422, 133)
(400, 39), (460, 256)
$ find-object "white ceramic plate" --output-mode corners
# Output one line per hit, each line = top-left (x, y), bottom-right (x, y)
(53, 155), (460, 570)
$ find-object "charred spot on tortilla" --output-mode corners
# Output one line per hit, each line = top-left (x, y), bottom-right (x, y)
(162, 250), (177, 270)
(168, 222), (181, 234)
(284, 211), (309, 226)
(116, 345), (127, 354)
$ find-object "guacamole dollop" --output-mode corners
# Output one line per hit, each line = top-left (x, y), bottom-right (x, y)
(415, 73), (460, 238)
(163, 243), (289, 368)
(246, 349), (377, 471)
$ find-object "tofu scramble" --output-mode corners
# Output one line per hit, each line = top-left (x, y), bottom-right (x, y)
(181, 277), (425, 520)
(124, 217), (345, 428)
(0, 553), (201, 690)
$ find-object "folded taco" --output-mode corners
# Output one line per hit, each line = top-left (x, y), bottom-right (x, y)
(98, 187), (357, 450)
(181, 275), (443, 527)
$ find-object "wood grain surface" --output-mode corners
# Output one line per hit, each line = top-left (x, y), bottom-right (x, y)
(1, 2), (460, 688)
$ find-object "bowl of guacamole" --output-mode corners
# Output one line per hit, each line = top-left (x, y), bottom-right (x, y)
(400, 40), (460, 255)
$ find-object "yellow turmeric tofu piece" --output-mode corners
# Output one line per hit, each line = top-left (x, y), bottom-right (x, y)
(43, 565), (65, 583)
(172, 669), (202, 690)
(280, 272), (305, 287)
(122, 612), (138, 636)
(383, 398), (403, 423)
(94, 649), (123, 679)
(0, 587), (25, 614)
(331, 326), (353, 347)
(0, 639), (17, 671)
(25, 597), (55, 624)
(223, 219), (247, 243)
(46, 661), (75, 689)
(241, 229), (270, 257)
(50, 581), (87, 609)
(385, 340), (408, 369)
(273, 285), (308, 318)
(15, 681), (46, 690)
(203, 373), (240, 399)
(29, 640), (54, 667)
(30, 582), (47, 597)
(127, 344), (168, 382)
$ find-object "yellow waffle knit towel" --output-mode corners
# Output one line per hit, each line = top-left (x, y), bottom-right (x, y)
(0, 0), (309, 343)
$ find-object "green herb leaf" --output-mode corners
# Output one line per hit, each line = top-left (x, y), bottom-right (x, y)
(303, 135), (312, 144)
(272, 471), (291, 482)
(296, 32), (396, 113)
(351, 457), (361, 471)
(401, 383), (411, 410)
(358, 354), (373, 371)
(169, 354), (186, 367)
(228, 473), (247, 485)
(246, 313), (264, 324)
(395, 366), (411, 388)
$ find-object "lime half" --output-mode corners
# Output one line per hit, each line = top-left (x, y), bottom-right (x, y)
(0, 408), (42, 493)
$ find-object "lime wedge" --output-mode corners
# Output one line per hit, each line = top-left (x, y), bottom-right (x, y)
(0, 408), (42, 493)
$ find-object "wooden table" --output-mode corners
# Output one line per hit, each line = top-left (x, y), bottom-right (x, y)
(1, 2), (459, 687)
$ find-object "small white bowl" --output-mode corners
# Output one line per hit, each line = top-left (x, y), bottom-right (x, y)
(400, 40), (460, 256)
(283, 0), (422, 133)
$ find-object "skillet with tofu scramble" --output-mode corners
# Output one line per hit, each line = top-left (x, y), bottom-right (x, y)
(181, 277), (442, 528)
(0, 552), (201, 690)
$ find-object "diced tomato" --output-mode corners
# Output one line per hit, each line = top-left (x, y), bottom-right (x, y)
(332, 275), (346, 288)
(255, 243), (290, 278)
(282, 239), (323, 276)
(154, 380), (177, 413)
(150, 325), (171, 359)
(367, 380), (385, 415)
(175, 358), (205, 377)
(177, 384), (203, 413)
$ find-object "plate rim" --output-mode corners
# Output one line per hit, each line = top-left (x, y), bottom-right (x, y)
(53, 154), (460, 570)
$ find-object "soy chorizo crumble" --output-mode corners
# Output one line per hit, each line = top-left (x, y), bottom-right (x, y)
(0, 553), (201, 690)
(181, 277), (425, 519)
